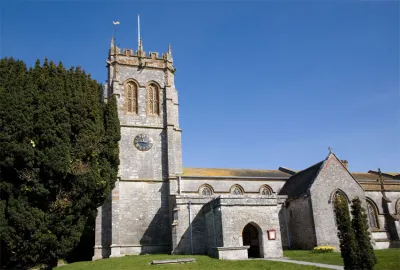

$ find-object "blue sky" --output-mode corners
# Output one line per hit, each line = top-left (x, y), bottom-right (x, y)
(1, 0), (399, 172)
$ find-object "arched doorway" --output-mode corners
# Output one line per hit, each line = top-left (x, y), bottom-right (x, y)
(242, 223), (260, 258)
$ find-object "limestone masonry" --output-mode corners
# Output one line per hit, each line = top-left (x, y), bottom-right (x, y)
(92, 37), (400, 260)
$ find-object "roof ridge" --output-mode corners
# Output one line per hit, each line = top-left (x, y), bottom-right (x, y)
(183, 167), (280, 171)
(289, 160), (324, 177)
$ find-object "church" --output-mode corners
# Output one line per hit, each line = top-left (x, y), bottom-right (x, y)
(92, 37), (400, 260)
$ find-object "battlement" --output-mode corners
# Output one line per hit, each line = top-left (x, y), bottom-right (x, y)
(109, 45), (173, 62)
(108, 36), (174, 71)
(119, 48), (170, 61)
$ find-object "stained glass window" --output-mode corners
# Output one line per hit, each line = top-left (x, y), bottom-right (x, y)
(366, 201), (379, 229)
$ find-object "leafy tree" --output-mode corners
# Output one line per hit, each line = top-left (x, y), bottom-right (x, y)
(333, 194), (359, 270)
(0, 57), (120, 269)
(351, 197), (377, 270)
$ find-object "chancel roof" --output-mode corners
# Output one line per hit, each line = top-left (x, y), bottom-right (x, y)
(278, 161), (324, 197)
(182, 167), (291, 178)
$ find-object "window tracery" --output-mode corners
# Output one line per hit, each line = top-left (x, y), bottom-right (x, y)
(395, 198), (400, 220)
(147, 83), (160, 115)
(125, 81), (138, 114)
(260, 185), (273, 195)
(366, 200), (379, 230)
(200, 186), (212, 196)
(332, 189), (349, 227)
(231, 185), (243, 195)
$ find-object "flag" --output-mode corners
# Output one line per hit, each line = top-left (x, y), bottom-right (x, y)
(113, 21), (120, 25)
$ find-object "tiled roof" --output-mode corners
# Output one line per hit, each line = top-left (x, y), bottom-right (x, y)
(352, 173), (393, 181)
(278, 161), (325, 197)
(182, 167), (399, 182)
(360, 183), (400, 191)
(182, 167), (291, 178)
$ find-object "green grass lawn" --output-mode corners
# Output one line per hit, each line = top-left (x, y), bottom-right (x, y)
(59, 249), (400, 270)
(283, 249), (400, 270)
(59, 254), (324, 270)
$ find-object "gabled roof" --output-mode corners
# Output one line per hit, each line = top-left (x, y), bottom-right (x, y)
(278, 160), (325, 197)
(182, 167), (291, 178)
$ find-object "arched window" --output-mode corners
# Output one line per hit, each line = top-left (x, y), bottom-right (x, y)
(331, 189), (349, 204)
(199, 185), (213, 196)
(395, 198), (400, 220)
(260, 185), (273, 195)
(230, 185), (244, 195)
(125, 81), (138, 114)
(331, 189), (350, 227)
(147, 83), (160, 115)
(366, 199), (379, 230)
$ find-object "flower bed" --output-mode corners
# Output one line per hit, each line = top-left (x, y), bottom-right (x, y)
(312, 246), (335, 253)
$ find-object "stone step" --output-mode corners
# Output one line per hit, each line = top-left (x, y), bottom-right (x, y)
(151, 258), (196, 265)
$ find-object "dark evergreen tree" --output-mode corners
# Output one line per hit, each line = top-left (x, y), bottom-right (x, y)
(351, 197), (377, 270)
(334, 194), (359, 270)
(0, 57), (120, 269)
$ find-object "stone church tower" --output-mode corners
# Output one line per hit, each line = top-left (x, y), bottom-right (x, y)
(93, 37), (182, 259)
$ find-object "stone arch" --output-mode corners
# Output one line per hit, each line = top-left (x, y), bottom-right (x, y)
(366, 198), (380, 230)
(230, 184), (244, 195)
(259, 185), (273, 195)
(124, 79), (139, 114)
(198, 184), (214, 196)
(329, 189), (350, 228)
(329, 189), (350, 204)
(241, 222), (263, 258)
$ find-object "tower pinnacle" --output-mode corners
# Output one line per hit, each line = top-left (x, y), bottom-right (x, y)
(139, 38), (143, 51)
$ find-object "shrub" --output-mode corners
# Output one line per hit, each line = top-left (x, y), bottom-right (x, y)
(312, 246), (335, 253)
(333, 194), (359, 270)
(351, 197), (377, 270)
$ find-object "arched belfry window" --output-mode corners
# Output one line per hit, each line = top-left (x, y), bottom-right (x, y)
(366, 199), (379, 230)
(260, 185), (273, 195)
(199, 185), (213, 196)
(125, 81), (138, 114)
(230, 185), (244, 195)
(147, 83), (160, 115)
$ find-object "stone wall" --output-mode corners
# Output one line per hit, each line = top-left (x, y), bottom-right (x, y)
(116, 181), (171, 255)
(171, 196), (213, 255)
(286, 196), (316, 249)
(213, 196), (284, 258)
(310, 156), (365, 248)
(181, 178), (286, 195)
(278, 204), (290, 249)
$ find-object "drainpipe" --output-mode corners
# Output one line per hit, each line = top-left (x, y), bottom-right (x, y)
(283, 202), (291, 248)
(188, 201), (193, 254)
